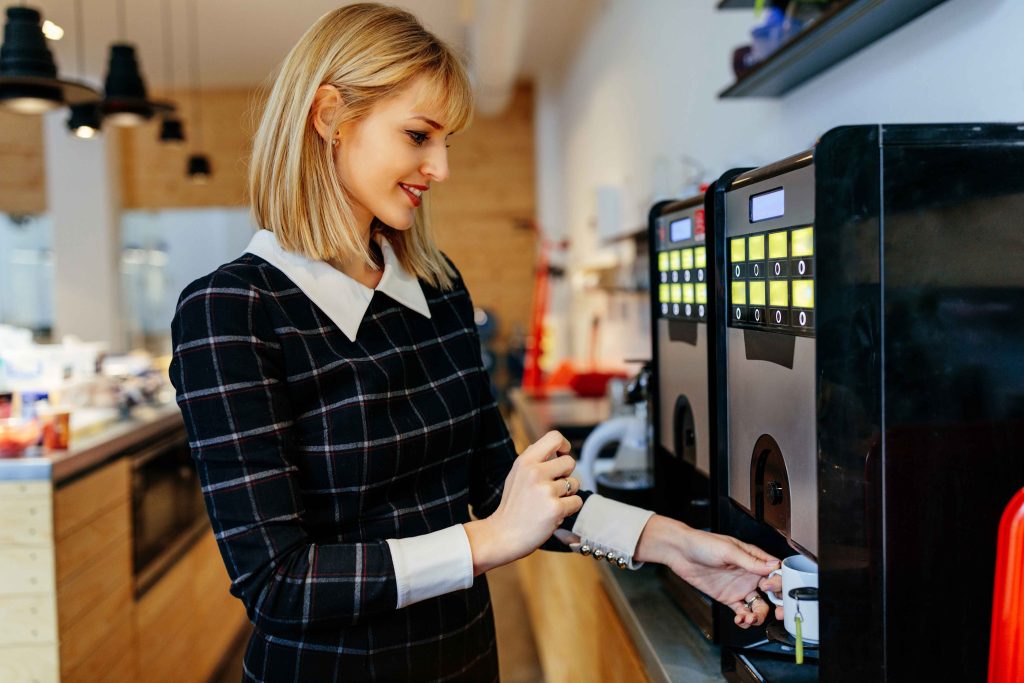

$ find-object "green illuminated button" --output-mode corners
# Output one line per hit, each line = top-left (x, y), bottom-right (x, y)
(696, 283), (708, 304)
(769, 280), (789, 307)
(658, 252), (669, 272)
(768, 231), (788, 259)
(749, 281), (766, 306)
(681, 248), (694, 269)
(669, 250), (682, 270)
(671, 284), (683, 303)
(792, 279), (814, 309)
(683, 283), (695, 304)
(731, 281), (747, 306)
(748, 235), (765, 261)
(791, 226), (814, 257)
(694, 246), (707, 268)
(730, 238), (746, 263)
(659, 284), (670, 303)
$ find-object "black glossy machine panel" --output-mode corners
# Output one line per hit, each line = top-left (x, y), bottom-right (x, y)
(710, 124), (1024, 682)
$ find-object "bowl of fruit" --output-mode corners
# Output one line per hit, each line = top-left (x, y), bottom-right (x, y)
(0, 418), (42, 457)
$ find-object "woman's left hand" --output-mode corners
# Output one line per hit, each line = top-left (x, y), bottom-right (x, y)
(635, 515), (780, 628)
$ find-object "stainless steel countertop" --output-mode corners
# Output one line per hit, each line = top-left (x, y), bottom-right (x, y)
(0, 403), (184, 483)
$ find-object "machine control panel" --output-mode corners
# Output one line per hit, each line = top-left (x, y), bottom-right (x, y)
(728, 224), (815, 337)
(656, 206), (708, 322)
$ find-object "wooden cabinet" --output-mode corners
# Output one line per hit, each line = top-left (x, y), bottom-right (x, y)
(1, 453), (247, 683)
(0, 479), (59, 683)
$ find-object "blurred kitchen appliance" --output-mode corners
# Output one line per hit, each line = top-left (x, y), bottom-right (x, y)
(648, 191), (719, 639)
(131, 424), (206, 596)
(711, 124), (1024, 682)
(577, 365), (654, 508)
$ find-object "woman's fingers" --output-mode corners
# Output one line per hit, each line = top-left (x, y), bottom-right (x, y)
(722, 537), (780, 576)
(551, 475), (580, 498)
(538, 454), (576, 479)
(522, 430), (571, 463)
(730, 592), (771, 628)
(559, 494), (583, 518)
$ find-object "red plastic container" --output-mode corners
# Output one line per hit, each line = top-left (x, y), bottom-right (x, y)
(989, 487), (1024, 683)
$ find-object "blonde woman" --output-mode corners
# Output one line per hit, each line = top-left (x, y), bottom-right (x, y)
(170, 5), (780, 681)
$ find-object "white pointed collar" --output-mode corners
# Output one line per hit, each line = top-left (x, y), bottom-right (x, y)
(244, 229), (431, 342)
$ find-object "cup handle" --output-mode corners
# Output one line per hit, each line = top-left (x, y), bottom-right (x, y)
(764, 568), (784, 606)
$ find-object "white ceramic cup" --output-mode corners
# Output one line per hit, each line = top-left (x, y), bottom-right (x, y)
(765, 554), (819, 643)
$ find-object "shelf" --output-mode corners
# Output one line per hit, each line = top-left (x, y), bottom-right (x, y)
(719, 0), (949, 98)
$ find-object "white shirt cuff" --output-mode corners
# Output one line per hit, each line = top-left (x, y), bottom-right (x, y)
(386, 525), (475, 609)
(570, 494), (655, 570)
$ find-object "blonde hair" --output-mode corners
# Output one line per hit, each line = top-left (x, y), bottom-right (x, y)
(249, 3), (473, 289)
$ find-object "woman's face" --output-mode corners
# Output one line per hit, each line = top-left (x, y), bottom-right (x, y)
(333, 76), (453, 232)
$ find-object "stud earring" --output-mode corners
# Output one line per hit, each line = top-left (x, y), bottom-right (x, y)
(332, 138), (339, 147)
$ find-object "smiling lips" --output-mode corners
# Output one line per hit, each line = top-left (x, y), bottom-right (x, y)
(399, 182), (427, 208)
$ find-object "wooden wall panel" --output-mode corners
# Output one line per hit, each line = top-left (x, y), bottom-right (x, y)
(120, 83), (538, 352)
(0, 110), (46, 215)
(119, 88), (265, 209)
(432, 83), (537, 353)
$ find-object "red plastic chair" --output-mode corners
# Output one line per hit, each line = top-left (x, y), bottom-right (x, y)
(989, 487), (1024, 683)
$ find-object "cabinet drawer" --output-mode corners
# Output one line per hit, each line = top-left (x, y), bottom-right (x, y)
(0, 481), (51, 499)
(56, 534), (130, 633)
(54, 458), (129, 540)
(55, 498), (129, 585)
(0, 494), (53, 546)
(0, 595), (57, 645)
(0, 644), (59, 683)
(0, 547), (55, 596)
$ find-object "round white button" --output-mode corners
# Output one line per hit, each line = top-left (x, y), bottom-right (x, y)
(698, 305), (705, 317)
(672, 271), (678, 282)
(735, 308), (742, 320)
(774, 262), (782, 276)
(775, 310), (782, 323)
(698, 270), (704, 282)
(661, 272), (667, 283)
(673, 304), (680, 315)
(753, 264), (760, 276)
(735, 265), (741, 277)
(684, 271), (691, 282)
(798, 260), (806, 275)
(754, 309), (761, 322)
(799, 311), (807, 326)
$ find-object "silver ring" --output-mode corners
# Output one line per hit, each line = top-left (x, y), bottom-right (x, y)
(564, 478), (572, 495)
(744, 595), (762, 610)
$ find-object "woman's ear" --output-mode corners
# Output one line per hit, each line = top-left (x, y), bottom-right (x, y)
(311, 84), (342, 144)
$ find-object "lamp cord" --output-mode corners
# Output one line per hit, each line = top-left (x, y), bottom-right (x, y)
(188, 0), (203, 149)
(162, 0), (174, 92)
(74, 0), (84, 76)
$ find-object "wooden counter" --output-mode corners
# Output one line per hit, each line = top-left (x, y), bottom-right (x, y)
(0, 406), (248, 683)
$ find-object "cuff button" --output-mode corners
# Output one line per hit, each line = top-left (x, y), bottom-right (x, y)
(606, 553), (618, 565)
(580, 544), (592, 556)
(617, 557), (628, 570)
(593, 549), (606, 560)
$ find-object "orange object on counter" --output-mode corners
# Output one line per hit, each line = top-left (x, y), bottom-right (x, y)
(989, 487), (1024, 683)
(42, 410), (71, 450)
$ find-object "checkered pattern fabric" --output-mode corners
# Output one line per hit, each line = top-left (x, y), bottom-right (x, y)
(170, 254), (584, 682)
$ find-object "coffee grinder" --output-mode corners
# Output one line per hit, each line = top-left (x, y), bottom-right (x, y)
(710, 124), (1024, 682)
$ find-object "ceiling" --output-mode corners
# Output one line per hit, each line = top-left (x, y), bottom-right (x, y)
(18, 0), (597, 94)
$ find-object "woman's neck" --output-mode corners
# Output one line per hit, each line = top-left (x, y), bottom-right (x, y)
(327, 228), (384, 289)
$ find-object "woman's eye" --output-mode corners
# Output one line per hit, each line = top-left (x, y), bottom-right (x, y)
(406, 130), (429, 145)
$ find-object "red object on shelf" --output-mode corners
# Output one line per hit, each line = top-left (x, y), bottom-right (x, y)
(989, 487), (1024, 683)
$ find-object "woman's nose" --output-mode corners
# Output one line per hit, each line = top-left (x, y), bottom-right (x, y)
(422, 145), (449, 183)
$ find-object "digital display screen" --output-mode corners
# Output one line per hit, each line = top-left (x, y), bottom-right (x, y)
(681, 248), (694, 269)
(730, 238), (746, 263)
(768, 231), (788, 259)
(791, 226), (814, 257)
(670, 217), (693, 243)
(696, 283), (708, 304)
(750, 188), (785, 222)
(748, 235), (765, 261)
(749, 281), (766, 306)
(792, 279), (814, 308)
(694, 246), (707, 268)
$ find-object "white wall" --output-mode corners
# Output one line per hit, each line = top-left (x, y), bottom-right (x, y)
(537, 0), (1023, 364)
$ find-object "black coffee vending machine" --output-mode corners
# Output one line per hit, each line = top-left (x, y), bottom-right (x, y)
(710, 124), (1024, 682)
(649, 193), (717, 638)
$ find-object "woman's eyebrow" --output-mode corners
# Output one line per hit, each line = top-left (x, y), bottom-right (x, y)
(410, 115), (444, 130)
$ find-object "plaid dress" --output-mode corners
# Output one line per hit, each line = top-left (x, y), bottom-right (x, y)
(169, 250), (583, 682)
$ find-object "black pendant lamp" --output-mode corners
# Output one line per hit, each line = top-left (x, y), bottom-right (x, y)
(0, 6), (99, 114)
(65, 0), (102, 138)
(157, 0), (184, 144)
(99, 0), (172, 127)
(185, 0), (210, 182)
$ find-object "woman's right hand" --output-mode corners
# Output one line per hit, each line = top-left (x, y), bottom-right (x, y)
(464, 431), (583, 575)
